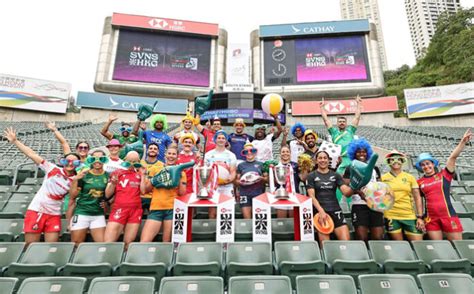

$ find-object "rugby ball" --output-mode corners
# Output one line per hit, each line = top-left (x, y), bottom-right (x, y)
(239, 171), (261, 186)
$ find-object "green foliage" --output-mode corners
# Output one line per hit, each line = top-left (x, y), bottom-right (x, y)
(383, 7), (473, 117)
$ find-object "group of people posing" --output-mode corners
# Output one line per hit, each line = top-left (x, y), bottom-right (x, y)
(3, 96), (472, 248)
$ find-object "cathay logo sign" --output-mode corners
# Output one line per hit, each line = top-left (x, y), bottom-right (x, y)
(292, 25), (335, 34)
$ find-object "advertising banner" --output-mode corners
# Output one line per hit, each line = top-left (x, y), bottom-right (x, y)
(76, 91), (188, 114)
(226, 44), (251, 85)
(112, 13), (219, 36)
(112, 29), (212, 87)
(291, 96), (399, 116)
(200, 108), (286, 123)
(263, 35), (370, 86)
(0, 74), (71, 113)
(404, 82), (474, 118)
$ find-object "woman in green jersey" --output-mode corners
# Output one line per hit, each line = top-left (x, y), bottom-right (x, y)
(67, 150), (109, 246)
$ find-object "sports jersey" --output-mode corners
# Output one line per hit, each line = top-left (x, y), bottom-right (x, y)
(74, 171), (109, 216)
(205, 149), (237, 192)
(177, 151), (198, 194)
(229, 133), (254, 160)
(103, 157), (125, 174)
(306, 170), (343, 212)
(343, 166), (380, 206)
(328, 125), (356, 173)
(142, 130), (172, 162)
(113, 133), (138, 145)
(110, 169), (142, 209)
(382, 171), (419, 220)
(201, 128), (217, 153)
(253, 134), (275, 162)
(140, 159), (164, 199)
(417, 168), (457, 219)
(28, 160), (75, 215)
(237, 161), (265, 197)
(148, 165), (186, 210)
(288, 139), (306, 163)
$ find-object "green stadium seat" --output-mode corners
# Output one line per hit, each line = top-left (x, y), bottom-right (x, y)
(0, 186), (14, 194)
(16, 277), (86, 294)
(5, 243), (74, 280)
(0, 243), (24, 275)
(274, 241), (325, 288)
(272, 218), (294, 242)
(226, 242), (273, 278)
(228, 276), (292, 294)
(61, 243), (124, 283)
(412, 240), (471, 273)
(234, 219), (252, 242)
(452, 202), (471, 218)
(0, 202), (29, 219)
(88, 277), (155, 294)
(15, 186), (36, 194)
(8, 193), (34, 202)
(173, 242), (223, 276)
(192, 219), (216, 242)
(295, 275), (357, 294)
(0, 219), (22, 242)
(0, 277), (18, 294)
(368, 240), (425, 276)
(358, 274), (419, 293)
(460, 218), (474, 239)
(418, 273), (474, 294)
(117, 242), (173, 290)
(0, 171), (13, 186)
(22, 178), (41, 186)
(322, 241), (379, 283)
(158, 276), (224, 294)
(452, 240), (474, 276)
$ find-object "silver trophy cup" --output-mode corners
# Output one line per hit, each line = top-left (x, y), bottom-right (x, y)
(197, 164), (213, 199)
(274, 164), (289, 199)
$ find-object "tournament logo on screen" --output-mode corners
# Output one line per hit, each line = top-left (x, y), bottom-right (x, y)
(128, 47), (159, 67)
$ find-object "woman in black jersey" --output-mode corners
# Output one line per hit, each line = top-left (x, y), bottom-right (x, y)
(306, 150), (354, 244)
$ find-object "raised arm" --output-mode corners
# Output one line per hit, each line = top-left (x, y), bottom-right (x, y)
(101, 114), (118, 140)
(194, 114), (205, 133)
(351, 95), (363, 127)
(446, 128), (472, 172)
(45, 121), (71, 154)
(280, 127), (289, 148)
(271, 114), (283, 140)
(319, 99), (332, 128)
(4, 127), (43, 165)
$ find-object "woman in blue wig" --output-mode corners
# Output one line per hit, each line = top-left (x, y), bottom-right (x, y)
(343, 138), (384, 242)
(281, 122), (306, 163)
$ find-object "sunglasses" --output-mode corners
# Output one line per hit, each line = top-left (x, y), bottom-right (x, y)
(86, 156), (109, 164)
(77, 145), (89, 151)
(386, 157), (406, 165)
(60, 159), (81, 167)
(121, 161), (142, 169)
(241, 148), (258, 156)
(120, 127), (132, 133)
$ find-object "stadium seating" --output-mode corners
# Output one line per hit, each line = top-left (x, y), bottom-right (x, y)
(0, 219), (23, 242)
(274, 241), (325, 288)
(191, 219), (217, 242)
(228, 276), (292, 294)
(418, 273), (474, 294)
(295, 275), (357, 294)
(0, 242), (24, 274)
(358, 274), (419, 293)
(412, 240), (471, 273)
(16, 277), (87, 294)
(158, 276), (224, 294)
(234, 219), (252, 242)
(452, 240), (474, 276)
(88, 276), (155, 294)
(173, 242), (223, 276)
(0, 277), (18, 294)
(226, 242), (273, 278)
(271, 218), (294, 242)
(368, 240), (425, 276)
(5, 242), (74, 280)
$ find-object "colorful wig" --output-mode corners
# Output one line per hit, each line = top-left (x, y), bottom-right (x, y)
(150, 114), (168, 131)
(291, 122), (306, 136)
(347, 138), (373, 161)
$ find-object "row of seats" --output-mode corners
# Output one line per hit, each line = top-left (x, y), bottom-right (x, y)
(0, 240), (472, 290)
(0, 273), (472, 294)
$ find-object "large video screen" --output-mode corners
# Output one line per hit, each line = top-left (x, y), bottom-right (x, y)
(113, 29), (212, 87)
(264, 35), (370, 86)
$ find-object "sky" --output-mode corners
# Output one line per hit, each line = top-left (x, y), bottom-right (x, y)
(0, 0), (472, 95)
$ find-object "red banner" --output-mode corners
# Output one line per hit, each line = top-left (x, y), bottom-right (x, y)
(112, 13), (219, 36)
(291, 96), (399, 116)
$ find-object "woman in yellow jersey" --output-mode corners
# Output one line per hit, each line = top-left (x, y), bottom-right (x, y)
(382, 150), (425, 241)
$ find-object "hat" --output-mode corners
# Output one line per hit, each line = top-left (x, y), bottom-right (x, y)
(212, 115), (221, 123)
(303, 129), (318, 141)
(385, 149), (406, 158)
(179, 133), (197, 144)
(181, 112), (194, 123)
(213, 130), (229, 142)
(313, 213), (334, 234)
(106, 139), (123, 148)
(233, 118), (246, 128)
(415, 152), (439, 171)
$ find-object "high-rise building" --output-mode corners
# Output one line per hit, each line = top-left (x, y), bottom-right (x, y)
(340, 0), (388, 71)
(404, 0), (461, 60)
